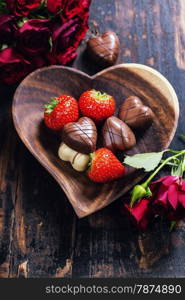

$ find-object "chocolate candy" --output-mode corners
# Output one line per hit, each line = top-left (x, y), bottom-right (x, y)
(102, 116), (136, 152)
(62, 117), (97, 154)
(87, 32), (120, 67)
(58, 143), (90, 172)
(119, 96), (154, 129)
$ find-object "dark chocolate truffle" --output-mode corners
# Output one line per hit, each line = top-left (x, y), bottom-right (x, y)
(87, 32), (120, 67)
(62, 117), (97, 154)
(119, 96), (154, 128)
(102, 116), (136, 152)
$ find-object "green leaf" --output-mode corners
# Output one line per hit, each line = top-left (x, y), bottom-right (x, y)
(169, 221), (177, 232)
(0, 44), (8, 51)
(145, 186), (152, 198)
(49, 37), (53, 50)
(17, 18), (29, 28)
(179, 134), (185, 140)
(0, 3), (8, 14)
(171, 155), (185, 177)
(124, 151), (166, 172)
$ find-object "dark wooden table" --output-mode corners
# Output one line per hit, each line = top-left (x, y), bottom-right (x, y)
(0, 0), (185, 278)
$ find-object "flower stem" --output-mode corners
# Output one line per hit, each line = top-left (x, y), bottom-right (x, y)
(160, 160), (179, 167)
(143, 150), (185, 188)
(167, 149), (182, 154)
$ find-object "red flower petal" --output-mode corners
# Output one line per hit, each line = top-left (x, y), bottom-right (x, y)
(162, 175), (179, 186)
(180, 178), (185, 191)
(150, 176), (185, 222)
(17, 19), (51, 56)
(124, 199), (151, 231)
(47, 0), (62, 14)
(168, 183), (178, 209)
(0, 48), (31, 84)
(178, 191), (185, 208)
(6, 0), (42, 17)
(155, 185), (168, 205)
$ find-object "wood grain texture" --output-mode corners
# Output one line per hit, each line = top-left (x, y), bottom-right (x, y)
(1, 0), (185, 278)
(12, 64), (178, 217)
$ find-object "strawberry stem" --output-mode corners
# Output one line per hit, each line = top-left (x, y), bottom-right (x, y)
(44, 97), (59, 114)
(91, 90), (111, 101)
(88, 153), (94, 168)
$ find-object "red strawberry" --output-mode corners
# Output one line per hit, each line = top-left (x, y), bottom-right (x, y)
(44, 95), (79, 130)
(79, 89), (115, 122)
(88, 148), (125, 183)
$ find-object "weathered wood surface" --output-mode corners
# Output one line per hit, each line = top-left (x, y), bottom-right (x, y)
(0, 0), (185, 278)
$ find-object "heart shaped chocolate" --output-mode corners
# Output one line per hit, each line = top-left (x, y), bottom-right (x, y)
(62, 117), (97, 154)
(87, 31), (120, 67)
(119, 96), (154, 129)
(12, 64), (179, 217)
(102, 116), (136, 152)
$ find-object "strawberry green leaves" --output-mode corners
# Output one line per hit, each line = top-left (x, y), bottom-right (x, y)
(44, 97), (59, 114)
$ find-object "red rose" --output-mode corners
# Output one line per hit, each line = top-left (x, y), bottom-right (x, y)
(47, 0), (91, 65)
(47, 0), (91, 17)
(0, 48), (31, 84)
(61, 0), (92, 22)
(48, 16), (88, 65)
(51, 18), (80, 51)
(47, 0), (62, 14)
(0, 15), (16, 45)
(56, 47), (77, 65)
(17, 19), (51, 56)
(61, 0), (91, 52)
(123, 199), (152, 231)
(6, 0), (42, 17)
(151, 176), (185, 221)
(49, 46), (77, 65)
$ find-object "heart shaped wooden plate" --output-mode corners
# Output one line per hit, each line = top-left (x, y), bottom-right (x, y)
(12, 64), (179, 217)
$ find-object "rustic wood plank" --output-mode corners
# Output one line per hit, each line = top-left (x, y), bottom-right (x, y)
(0, 86), (19, 278)
(0, 87), (77, 278)
(9, 145), (77, 278)
(1, 0), (185, 278)
(72, 0), (185, 277)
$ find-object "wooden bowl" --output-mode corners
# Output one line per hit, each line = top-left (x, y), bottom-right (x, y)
(12, 64), (179, 217)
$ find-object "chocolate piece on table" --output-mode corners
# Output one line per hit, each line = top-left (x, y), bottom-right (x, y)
(62, 117), (97, 154)
(87, 32), (120, 67)
(119, 96), (154, 129)
(102, 116), (136, 152)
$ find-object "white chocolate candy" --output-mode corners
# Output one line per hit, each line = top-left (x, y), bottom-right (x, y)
(58, 143), (76, 162)
(58, 143), (90, 172)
